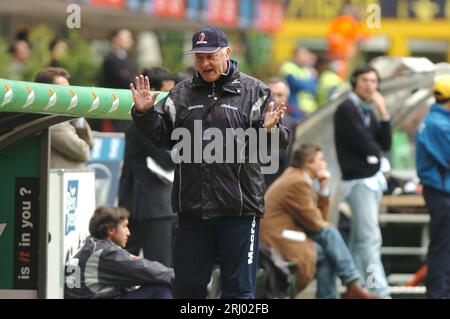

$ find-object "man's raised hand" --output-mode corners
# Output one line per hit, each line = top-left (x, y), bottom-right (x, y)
(263, 101), (287, 131)
(130, 75), (160, 113)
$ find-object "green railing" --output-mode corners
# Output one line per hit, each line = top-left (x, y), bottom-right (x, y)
(0, 78), (167, 119)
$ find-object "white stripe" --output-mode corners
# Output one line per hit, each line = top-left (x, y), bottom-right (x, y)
(178, 164), (182, 212)
(249, 95), (267, 125)
(84, 248), (102, 293)
(188, 104), (204, 110)
(164, 97), (176, 125)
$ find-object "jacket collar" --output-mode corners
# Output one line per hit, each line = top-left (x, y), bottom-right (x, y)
(431, 103), (450, 115)
(192, 59), (242, 94)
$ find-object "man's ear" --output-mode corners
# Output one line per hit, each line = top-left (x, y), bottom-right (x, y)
(106, 226), (116, 240)
(225, 47), (231, 59)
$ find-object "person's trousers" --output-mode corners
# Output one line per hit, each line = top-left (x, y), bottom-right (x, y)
(311, 227), (360, 298)
(423, 186), (450, 299)
(173, 215), (260, 299)
(347, 183), (390, 296)
(124, 283), (173, 299)
(126, 216), (176, 267)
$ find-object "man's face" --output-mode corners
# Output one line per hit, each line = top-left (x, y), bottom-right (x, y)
(194, 48), (230, 83)
(109, 219), (130, 248)
(354, 71), (378, 101)
(114, 29), (134, 52)
(268, 82), (288, 108)
(161, 80), (175, 91)
(305, 151), (327, 179)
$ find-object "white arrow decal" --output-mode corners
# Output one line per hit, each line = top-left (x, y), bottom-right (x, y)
(0, 223), (7, 238)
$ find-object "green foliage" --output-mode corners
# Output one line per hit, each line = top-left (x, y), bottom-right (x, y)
(59, 30), (101, 86)
(0, 25), (100, 86)
(21, 25), (53, 81)
(244, 32), (275, 79)
(158, 30), (185, 73)
(0, 37), (12, 78)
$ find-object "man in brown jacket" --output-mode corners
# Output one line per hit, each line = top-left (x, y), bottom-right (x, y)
(260, 144), (378, 298)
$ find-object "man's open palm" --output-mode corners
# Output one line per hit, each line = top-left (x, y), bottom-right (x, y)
(264, 101), (286, 130)
(130, 75), (160, 113)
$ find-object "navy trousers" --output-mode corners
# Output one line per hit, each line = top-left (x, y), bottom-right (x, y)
(423, 186), (450, 298)
(173, 215), (260, 299)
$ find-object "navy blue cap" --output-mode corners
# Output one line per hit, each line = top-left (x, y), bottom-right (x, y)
(186, 26), (228, 54)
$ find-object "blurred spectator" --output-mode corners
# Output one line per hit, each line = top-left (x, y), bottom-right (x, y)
(280, 46), (317, 121)
(34, 67), (93, 170)
(264, 77), (298, 188)
(416, 75), (450, 299)
(102, 28), (135, 132)
(64, 206), (174, 299)
(174, 66), (196, 84)
(327, 5), (371, 79)
(9, 39), (31, 80)
(119, 66), (176, 267)
(260, 144), (379, 298)
(49, 38), (68, 67)
(142, 67), (175, 92)
(334, 65), (391, 297)
(315, 54), (343, 106)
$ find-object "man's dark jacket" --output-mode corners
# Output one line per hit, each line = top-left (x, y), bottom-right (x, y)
(132, 60), (290, 218)
(334, 97), (391, 180)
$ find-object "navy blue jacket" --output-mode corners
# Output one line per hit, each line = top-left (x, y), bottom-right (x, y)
(132, 61), (290, 218)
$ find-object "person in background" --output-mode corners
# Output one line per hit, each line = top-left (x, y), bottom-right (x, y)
(9, 39), (31, 80)
(34, 67), (93, 170)
(49, 38), (68, 68)
(334, 65), (391, 297)
(102, 28), (135, 132)
(119, 66), (176, 267)
(264, 77), (297, 189)
(315, 54), (343, 107)
(280, 46), (317, 122)
(64, 206), (174, 299)
(416, 75), (450, 299)
(261, 144), (379, 299)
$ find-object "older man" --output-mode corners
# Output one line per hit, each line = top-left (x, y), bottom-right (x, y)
(130, 26), (290, 298)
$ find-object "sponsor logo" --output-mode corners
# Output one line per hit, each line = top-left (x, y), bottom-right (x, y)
(68, 90), (79, 110)
(187, 104), (204, 110)
(220, 103), (238, 111)
(196, 32), (207, 44)
(44, 88), (57, 109)
(23, 87), (35, 108)
(89, 92), (99, 112)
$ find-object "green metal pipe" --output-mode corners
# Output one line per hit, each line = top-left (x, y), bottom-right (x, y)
(0, 78), (167, 120)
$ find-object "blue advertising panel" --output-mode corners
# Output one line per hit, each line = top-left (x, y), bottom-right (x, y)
(87, 132), (125, 207)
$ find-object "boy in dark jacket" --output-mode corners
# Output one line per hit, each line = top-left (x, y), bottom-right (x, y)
(64, 206), (174, 299)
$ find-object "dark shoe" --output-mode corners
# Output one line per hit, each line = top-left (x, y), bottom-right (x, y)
(343, 285), (381, 299)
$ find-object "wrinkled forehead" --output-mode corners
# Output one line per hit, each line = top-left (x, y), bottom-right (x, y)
(194, 50), (223, 59)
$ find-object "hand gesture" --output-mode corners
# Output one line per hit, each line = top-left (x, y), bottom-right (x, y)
(263, 101), (286, 131)
(130, 75), (160, 113)
(371, 90), (389, 119)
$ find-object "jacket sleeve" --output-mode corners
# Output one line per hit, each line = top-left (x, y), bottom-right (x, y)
(131, 95), (174, 150)
(50, 121), (91, 162)
(423, 120), (450, 169)
(99, 247), (174, 286)
(284, 180), (328, 232)
(129, 124), (175, 170)
(375, 118), (392, 151)
(335, 102), (383, 157)
(285, 74), (317, 93)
